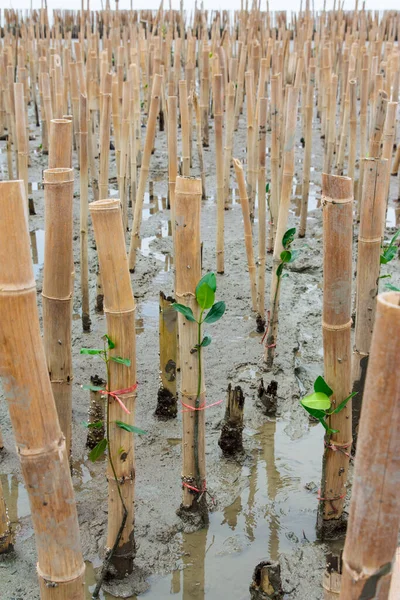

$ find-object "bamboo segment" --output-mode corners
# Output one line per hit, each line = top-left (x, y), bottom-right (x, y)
(42, 168), (74, 459)
(352, 158), (389, 441)
(223, 82), (235, 209)
(0, 478), (12, 554)
(193, 91), (206, 200)
(90, 198), (137, 577)
(269, 74), (280, 250)
(80, 94), (91, 332)
(14, 83), (29, 206)
(319, 174), (353, 535)
(179, 80), (190, 177)
(128, 74), (161, 272)
(213, 73), (224, 274)
(49, 119), (72, 169)
(264, 86), (299, 367)
(340, 292), (400, 600)
(0, 180), (85, 599)
(167, 95), (178, 240)
(155, 291), (178, 420)
(233, 159), (257, 312)
(348, 79), (357, 186)
(256, 97), (267, 327)
(369, 89), (388, 158)
(174, 176), (207, 519)
(299, 60), (315, 238)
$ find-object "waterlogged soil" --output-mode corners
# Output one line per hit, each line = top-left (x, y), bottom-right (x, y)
(1, 98), (400, 600)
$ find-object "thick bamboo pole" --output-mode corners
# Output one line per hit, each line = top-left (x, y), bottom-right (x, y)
(42, 167), (74, 458)
(0, 179), (85, 599)
(174, 176), (207, 521)
(80, 93), (91, 332)
(213, 73), (224, 274)
(233, 159), (257, 312)
(352, 158), (389, 442)
(318, 173), (353, 536)
(155, 291), (178, 420)
(90, 198), (137, 577)
(340, 292), (400, 600)
(49, 118), (72, 168)
(264, 86), (299, 367)
(128, 73), (161, 272)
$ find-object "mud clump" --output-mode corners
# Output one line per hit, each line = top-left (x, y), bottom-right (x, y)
(258, 379), (278, 415)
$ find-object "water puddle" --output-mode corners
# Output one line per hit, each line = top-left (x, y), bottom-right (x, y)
(30, 228), (45, 278)
(0, 473), (33, 542)
(136, 300), (158, 333)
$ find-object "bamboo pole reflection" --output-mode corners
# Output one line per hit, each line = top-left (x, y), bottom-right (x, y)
(261, 420), (283, 561)
(181, 526), (207, 599)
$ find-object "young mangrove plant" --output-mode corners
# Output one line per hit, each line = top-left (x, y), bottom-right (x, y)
(300, 376), (356, 436)
(380, 229), (400, 266)
(264, 227), (298, 362)
(80, 334), (146, 597)
(173, 271), (225, 518)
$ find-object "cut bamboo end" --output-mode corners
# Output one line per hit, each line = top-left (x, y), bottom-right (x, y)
(49, 118), (72, 168)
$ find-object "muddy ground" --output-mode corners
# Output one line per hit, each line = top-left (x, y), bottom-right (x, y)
(0, 98), (399, 600)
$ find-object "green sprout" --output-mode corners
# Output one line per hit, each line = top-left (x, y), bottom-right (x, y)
(380, 229), (400, 265)
(300, 376), (356, 435)
(172, 273), (225, 498)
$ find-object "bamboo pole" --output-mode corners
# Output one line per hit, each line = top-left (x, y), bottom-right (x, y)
(90, 198), (137, 577)
(48, 118), (72, 168)
(245, 71), (256, 218)
(80, 93), (91, 332)
(167, 94), (178, 240)
(318, 173), (353, 536)
(98, 75), (112, 200)
(179, 79), (190, 177)
(340, 292), (400, 600)
(174, 176), (207, 521)
(369, 89), (388, 158)
(233, 158), (257, 312)
(128, 73), (161, 272)
(192, 91), (206, 200)
(299, 59), (315, 238)
(269, 73), (280, 250)
(264, 86), (299, 367)
(223, 81), (235, 209)
(155, 291), (178, 420)
(213, 73), (224, 274)
(14, 83), (29, 209)
(0, 478), (12, 554)
(0, 179), (85, 598)
(348, 79), (357, 186)
(257, 97), (267, 328)
(42, 167), (74, 458)
(352, 158), (389, 442)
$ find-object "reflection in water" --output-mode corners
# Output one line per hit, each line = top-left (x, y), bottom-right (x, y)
(0, 474), (30, 527)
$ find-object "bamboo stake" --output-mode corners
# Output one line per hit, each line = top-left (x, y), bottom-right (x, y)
(90, 198), (137, 578)
(233, 158), (257, 313)
(245, 71), (256, 218)
(80, 93), (91, 333)
(179, 79), (190, 177)
(340, 292), (400, 600)
(0, 179), (85, 599)
(14, 83), (29, 208)
(174, 176), (207, 521)
(128, 73), (161, 272)
(369, 89), (388, 158)
(213, 73), (224, 274)
(264, 86), (299, 367)
(257, 96), (267, 328)
(99, 75), (112, 200)
(352, 158), (389, 442)
(0, 478), (12, 554)
(192, 91), (206, 200)
(318, 173), (353, 536)
(42, 167), (74, 458)
(155, 291), (178, 420)
(299, 59), (315, 238)
(167, 94), (178, 240)
(223, 81), (235, 209)
(348, 79), (357, 186)
(269, 73), (280, 250)
(49, 118), (72, 168)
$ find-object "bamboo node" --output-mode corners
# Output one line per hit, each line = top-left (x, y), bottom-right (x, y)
(322, 319), (352, 332)
(42, 293), (72, 302)
(37, 561), (86, 584)
(358, 236), (382, 243)
(103, 306), (136, 315)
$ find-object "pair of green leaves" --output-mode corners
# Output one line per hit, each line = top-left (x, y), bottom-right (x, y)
(173, 272), (226, 328)
(380, 229), (400, 265)
(276, 228), (298, 277)
(80, 347), (131, 367)
(300, 376), (356, 435)
(86, 420), (147, 462)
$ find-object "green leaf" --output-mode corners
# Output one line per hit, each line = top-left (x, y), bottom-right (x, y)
(301, 392), (331, 411)
(378, 274), (392, 279)
(266, 183), (270, 194)
(301, 404), (327, 421)
(280, 250), (292, 263)
(88, 438), (107, 461)
(204, 301), (226, 323)
(314, 376), (333, 397)
(82, 383), (105, 392)
(172, 303), (197, 322)
(330, 392), (357, 414)
(103, 334), (115, 349)
(276, 263), (285, 277)
(201, 335), (212, 347)
(110, 356), (131, 366)
(380, 229), (400, 264)
(195, 273), (216, 309)
(116, 421), (147, 435)
(83, 420), (104, 429)
(385, 282), (400, 291)
(282, 228), (296, 249)
(80, 348), (104, 355)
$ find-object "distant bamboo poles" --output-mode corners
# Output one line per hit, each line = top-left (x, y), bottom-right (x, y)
(0, 180), (85, 599)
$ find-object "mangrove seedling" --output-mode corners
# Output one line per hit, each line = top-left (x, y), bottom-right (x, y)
(80, 334), (145, 597)
(173, 272), (225, 505)
(300, 376), (356, 436)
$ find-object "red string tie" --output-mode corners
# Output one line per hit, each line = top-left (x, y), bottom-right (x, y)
(181, 398), (224, 413)
(182, 479), (215, 504)
(324, 440), (352, 459)
(102, 383), (138, 415)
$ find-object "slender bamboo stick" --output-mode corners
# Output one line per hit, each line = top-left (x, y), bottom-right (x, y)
(128, 73), (161, 272)
(179, 79), (190, 177)
(80, 93), (91, 333)
(348, 79), (357, 186)
(369, 89), (388, 158)
(98, 74), (112, 200)
(340, 292), (400, 600)
(14, 83), (29, 206)
(257, 97), (267, 327)
(90, 198), (137, 577)
(264, 86), (299, 367)
(233, 158), (257, 312)
(318, 173), (353, 536)
(223, 82), (235, 209)
(269, 73), (280, 250)
(174, 176), (207, 520)
(245, 71), (256, 218)
(42, 167), (74, 458)
(0, 179), (85, 599)
(352, 158), (389, 442)
(192, 91), (206, 200)
(299, 59), (315, 238)
(213, 73), (224, 274)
